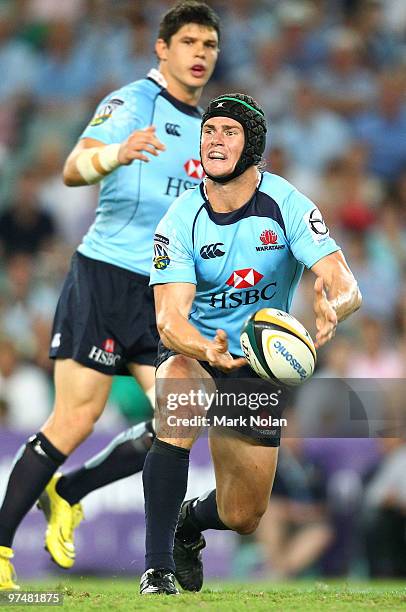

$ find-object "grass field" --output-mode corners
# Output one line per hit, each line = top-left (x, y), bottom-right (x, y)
(4, 578), (406, 611)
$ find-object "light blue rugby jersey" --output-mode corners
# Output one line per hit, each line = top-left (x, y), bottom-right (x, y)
(77, 71), (204, 275)
(150, 172), (340, 356)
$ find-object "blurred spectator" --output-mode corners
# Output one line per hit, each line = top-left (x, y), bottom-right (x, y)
(24, 0), (85, 23)
(366, 200), (406, 276)
(313, 158), (350, 227)
(0, 252), (59, 357)
(276, 0), (328, 72)
(216, 0), (272, 74)
(312, 146), (381, 234)
(0, 6), (39, 102)
(102, 13), (153, 88)
(0, 336), (52, 430)
(346, 0), (399, 68)
(256, 423), (333, 578)
(395, 281), (406, 337)
(344, 232), (399, 319)
(349, 316), (404, 378)
(0, 170), (56, 257)
(391, 166), (406, 212)
(274, 82), (352, 174)
(0, 398), (7, 426)
(335, 143), (382, 231)
(235, 37), (298, 122)
(34, 140), (97, 246)
(265, 145), (321, 202)
(294, 336), (361, 438)
(31, 316), (53, 376)
(381, 0), (406, 36)
(33, 20), (103, 104)
(312, 27), (377, 117)
(362, 437), (406, 577)
(304, 435), (378, 576)
(353, 71), (406, 181)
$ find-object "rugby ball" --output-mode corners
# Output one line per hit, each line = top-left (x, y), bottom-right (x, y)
(240, 308), (316, 386)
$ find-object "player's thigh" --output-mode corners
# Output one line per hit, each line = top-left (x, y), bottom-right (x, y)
(155, 353), (214, 448)
(127, 362), (155, 392)
(127, 362), (156, 409)
(52, 358), (112, 419)
(209, 429), (278, 532)
(42, 359), (113, 453)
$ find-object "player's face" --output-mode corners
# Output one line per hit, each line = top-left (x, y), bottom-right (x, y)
(201, 117), (245, 178)
(156, 24), (219, 91)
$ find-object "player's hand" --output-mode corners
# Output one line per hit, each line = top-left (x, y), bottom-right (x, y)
(205, 329), (246, 373)
(118, 126), (166, 164)
(313, 277), (337, 349)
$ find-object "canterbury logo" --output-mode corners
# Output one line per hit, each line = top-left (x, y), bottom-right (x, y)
(165, 123), (181, 136)
(200, 243), (225, 259)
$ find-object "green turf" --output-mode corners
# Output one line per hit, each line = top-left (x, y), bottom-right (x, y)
(4, 578), (406, 611)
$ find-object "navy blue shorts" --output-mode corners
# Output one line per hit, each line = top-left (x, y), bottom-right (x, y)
(49, 252), (159, 374)
(155, 341), (284, 447)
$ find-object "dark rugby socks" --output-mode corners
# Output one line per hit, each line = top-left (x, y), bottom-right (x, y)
(180, 489), (228, 540)
(56, 421), (154, 505)
(0, 433), (66, 547)
(143, 438), (190, 572)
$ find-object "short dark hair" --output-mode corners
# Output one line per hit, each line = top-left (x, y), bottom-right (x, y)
(158, 1), (220, 44)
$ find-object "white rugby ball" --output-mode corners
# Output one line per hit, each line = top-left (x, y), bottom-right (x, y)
(240, 308), (316, 386)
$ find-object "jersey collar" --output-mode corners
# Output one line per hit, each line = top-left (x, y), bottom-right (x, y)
(160, 89), (202, 118)
(146, 68), (202, 118)
(200, 173), (264, 225)
(147, 68), (167, 89)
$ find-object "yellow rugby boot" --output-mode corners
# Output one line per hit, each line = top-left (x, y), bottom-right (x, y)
(0, 546), (19, 590)
(37, 473), (84, 569)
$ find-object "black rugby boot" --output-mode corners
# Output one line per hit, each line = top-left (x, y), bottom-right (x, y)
(139, 568), (179, 595)
(174, 499), (206, 592)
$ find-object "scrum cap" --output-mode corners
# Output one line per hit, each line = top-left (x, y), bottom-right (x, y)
(201, 93), (267, 183)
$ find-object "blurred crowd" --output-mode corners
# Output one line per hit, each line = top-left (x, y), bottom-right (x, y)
(0, 0), (405, 578)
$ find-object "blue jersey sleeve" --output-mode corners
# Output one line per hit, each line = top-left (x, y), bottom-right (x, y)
(80, 90), (142, 144)
(284, 189), (340, 268)
(150, 210), (196, 285)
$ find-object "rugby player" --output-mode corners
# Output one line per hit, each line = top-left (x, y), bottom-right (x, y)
(0, 1), (219, 589)
(140, 93), (362, 594)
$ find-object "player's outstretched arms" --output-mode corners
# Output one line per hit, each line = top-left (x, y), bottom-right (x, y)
(311, 250), (362, 349)
(154, 283), (246, 373)
(63, 126), (165, 187)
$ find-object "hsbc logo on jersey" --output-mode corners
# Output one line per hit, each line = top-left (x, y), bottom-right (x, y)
(256, 229), (285, 252)
(184, 159), (205, 179)
(226, 268), (263, 289)
(88, 343), (121, 367)
(210, 268), (277, 309)
(165, 159), (203, 198)
(164, 159), (203, 198)
(103, 338), (115, 353)
(165, 177), (199, 198)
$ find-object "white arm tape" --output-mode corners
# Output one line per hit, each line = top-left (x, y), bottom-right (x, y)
(76, 144), (121, 184)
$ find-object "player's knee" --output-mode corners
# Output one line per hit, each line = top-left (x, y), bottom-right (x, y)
(52, 401), (99, 437)
(219, 506), (264, 535)
(158, 354), (197, 380)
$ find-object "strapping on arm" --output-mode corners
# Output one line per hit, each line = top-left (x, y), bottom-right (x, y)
(75, 144), (121, 184)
